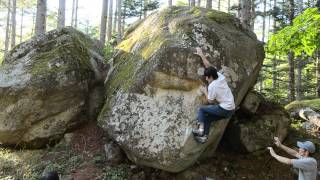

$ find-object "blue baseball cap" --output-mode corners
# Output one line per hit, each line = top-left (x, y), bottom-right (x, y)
(297, 141), (316, 153)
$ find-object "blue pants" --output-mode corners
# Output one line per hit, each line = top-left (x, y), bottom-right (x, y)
(197, 105), (234, 135)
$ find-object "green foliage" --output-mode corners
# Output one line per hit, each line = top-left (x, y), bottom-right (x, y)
(0, 140), (86, 179)
(104, 43), (115, 62)
(101, 166), (127, 180)
(175, 0), (188, 6)
(267, 8), (320, 56)
(123, 0), (159, 19)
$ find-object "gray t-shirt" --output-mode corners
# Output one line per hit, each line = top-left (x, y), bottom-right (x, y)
(292, 156), (317, 180)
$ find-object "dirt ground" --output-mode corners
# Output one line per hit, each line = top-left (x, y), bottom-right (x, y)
(1, 121), (319, 179)
(52, 123), (320, 180)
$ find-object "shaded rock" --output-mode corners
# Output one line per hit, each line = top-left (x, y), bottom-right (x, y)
(62, 133), (75, 147)
(131, 171), (146, 180)
(223, 102), (291, 153)
(0, 27), (107, 148)
(240, 91), (262, 115)
(98, 6), (264, 172)
(104, 141), (125, 165)
(176, 170), (204, 180)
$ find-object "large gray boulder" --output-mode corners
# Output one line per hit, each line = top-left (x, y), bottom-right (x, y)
(98, 6), (264, 172)
(0, 27), (106, 148)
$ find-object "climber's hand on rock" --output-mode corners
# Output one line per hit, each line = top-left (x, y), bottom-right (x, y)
(200, 86), (207, 94)
(195, 47), (204, 56)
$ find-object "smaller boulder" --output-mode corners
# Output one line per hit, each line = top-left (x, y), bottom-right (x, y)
(223, 101), (291, 153)
(240, 91), (262, 115)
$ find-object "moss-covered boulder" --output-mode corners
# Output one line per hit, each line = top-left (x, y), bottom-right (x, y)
(0, 27), (107, 148)
(98, 6), (264, 172)
(223, 101), (291, 153)
(285, 99), (320, 118)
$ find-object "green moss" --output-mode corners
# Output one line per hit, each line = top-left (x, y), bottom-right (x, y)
(105, 52), (143, 98)
(187, 7), (202, 17)
(141, 36), (166, 59)
(28, 37), (92, 78)
(285, 99), (320, 111)
(206, 10), (234, 23)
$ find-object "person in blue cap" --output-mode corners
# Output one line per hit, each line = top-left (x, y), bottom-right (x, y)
(267, 137), (317, 180)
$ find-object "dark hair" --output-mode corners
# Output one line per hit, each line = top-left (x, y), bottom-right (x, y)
(204, 67), (218, 80)
(40, 171), (59, 180)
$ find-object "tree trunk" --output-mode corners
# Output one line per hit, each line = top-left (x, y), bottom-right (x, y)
(107, 0), (113, 41)
(206, 0), (212, 8)
(287, 0), (295, 102)
(113, 0), (117, 33)
(288, 51), (295, 102)
(144, 0), (147, 18)
(227, 0), (230, 12)
(20, 7), (24, 43)
(85, 19), (89, 34)
(122, 4), (126, 34)
(191, 0), (195, 6)
(299, 108), (320, 128)
(197, 0), (201, 7)
(10, 0), (16, 49)
(272, 56), (277, 89)
(237, 0), (241, 18)
(288, 0), (294, 25)
(240, 0), (251, 29)
(250, 0), (255, 31)
(168, 0), (172, 7)
(74, 0), (79, 28)
(271, 0), (277, 89)
(316, 51), (320, 97)
(4, 0), (11, 58)
(31, 11), (36, 36)
(296, 57), (302, 100)
(57, 0), (65, 29)
(71, 0), (75, 26)
(218, 0), (221, 10)
(139, 0), (143, 19)
(261, 0), (266, 42)
(35, 0), (46, 36)
(100, 0), (109, 45)
(117, 0), (122, 42)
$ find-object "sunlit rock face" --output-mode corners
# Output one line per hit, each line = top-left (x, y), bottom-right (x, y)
(0, 27), (106, 148)
(98, 6), (264, 172)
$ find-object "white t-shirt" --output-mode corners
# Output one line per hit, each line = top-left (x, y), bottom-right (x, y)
(207, 72), (235, 110)
(292, 156), (318, 180)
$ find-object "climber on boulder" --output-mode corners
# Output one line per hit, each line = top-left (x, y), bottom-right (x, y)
(192, 47), (235, 143)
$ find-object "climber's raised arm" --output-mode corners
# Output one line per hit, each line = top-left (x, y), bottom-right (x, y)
(195, 47), (212, 68)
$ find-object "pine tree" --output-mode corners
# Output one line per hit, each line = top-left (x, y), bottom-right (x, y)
(10, 0), (16, 48)
(4, 0), (11, 58)
(100, 0), (109, 45)
(107, 0), (113, 41)
(35, 0), (46, 36)
(57, 0), (65, 29)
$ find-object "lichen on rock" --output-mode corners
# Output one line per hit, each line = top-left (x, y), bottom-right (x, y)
(0, 27), (107, 148)
(98, 6), (264, 172)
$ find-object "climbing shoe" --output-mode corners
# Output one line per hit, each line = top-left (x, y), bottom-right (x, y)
(192, 128), (204, 136)
(194, 135), (208, 144)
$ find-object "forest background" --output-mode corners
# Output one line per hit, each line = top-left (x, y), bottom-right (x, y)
(0, 0), (319, 104)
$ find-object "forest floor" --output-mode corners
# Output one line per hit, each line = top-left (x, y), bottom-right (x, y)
(0, 121), (319, 180)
